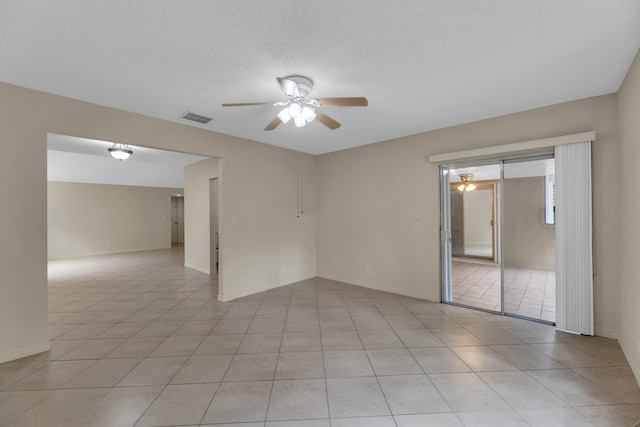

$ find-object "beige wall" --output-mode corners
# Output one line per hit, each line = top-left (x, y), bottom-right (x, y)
(0, 82), (317, 362)
(462, 189), (493, 257)
(317, 94), (620, 338)
(1, 68), (635, 372)
(48, 181), (178, 259)
(503, 177), (555, 271)
(617, 49), (640, 383)
(184, 158), (218, 275)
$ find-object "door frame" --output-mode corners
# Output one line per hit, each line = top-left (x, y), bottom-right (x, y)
(448, 179), (499, 262)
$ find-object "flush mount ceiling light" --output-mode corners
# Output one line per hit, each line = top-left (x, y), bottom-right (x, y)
(107, 142), (133, 160)
(222, 75), (368, 130)
(457, 173), (477, 192)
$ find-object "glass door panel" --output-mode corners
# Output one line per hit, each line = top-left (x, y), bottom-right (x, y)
(502, 158), (556, 323)
(441, 163), (502, 313)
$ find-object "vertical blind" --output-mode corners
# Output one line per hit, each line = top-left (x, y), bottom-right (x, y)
(555, 141), (593, 335)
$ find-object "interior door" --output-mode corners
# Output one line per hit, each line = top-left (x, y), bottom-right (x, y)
(171, 197), (178, 244)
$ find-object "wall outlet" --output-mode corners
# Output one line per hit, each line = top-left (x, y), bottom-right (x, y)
(281, 265), (287, 273)
(365, 265), (372, 275)
(414, 215), (420, 224)
(637, 335), (640, 354)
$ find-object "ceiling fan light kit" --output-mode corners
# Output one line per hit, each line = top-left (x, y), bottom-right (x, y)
(457, 173), (477, 192)
(222, 75), (368, 131)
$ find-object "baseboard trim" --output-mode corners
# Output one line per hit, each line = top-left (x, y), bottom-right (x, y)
(594, 327), (618, 340)
(184, 263), (211, 275)
(218, 275), (317, 302)
(318, 274), (437, 302)
(48, 245), (172, 261)
(0, 341), (50, 364)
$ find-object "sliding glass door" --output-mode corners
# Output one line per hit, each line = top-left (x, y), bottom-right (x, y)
(441, 156), (557, 324)
(502, 158), (556, 323)
(441, 163), (502, 314)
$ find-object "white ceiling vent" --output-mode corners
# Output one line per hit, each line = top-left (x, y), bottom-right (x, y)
(181, 111), (213, 124)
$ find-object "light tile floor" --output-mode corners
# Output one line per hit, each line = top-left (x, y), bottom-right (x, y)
(0, 247), (638, 426)
(452, 259), (556, 322)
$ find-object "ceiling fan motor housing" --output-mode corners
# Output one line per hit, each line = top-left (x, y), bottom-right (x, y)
(222, 75), (366, 131)
(285, 75), (313, 98)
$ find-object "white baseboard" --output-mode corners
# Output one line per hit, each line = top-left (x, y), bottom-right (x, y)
(48, 245), (172, 261)
(318, 274), (438, 302)
(594, 327), (618, 339)
(217, 275), (317, 302)
(184, 263), (212, 275)
(0, 341), (50, 364)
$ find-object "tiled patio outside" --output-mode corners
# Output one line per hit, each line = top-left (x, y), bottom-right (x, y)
(451, 259), (556, 323)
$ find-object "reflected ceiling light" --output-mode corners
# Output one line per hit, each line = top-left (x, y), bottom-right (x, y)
(107, 143), (133, 160)
(457, 173), (477, 191)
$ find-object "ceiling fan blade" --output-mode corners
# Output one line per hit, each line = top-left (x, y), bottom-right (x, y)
(315, 97), (368, 107)
(277, 77), (300, 98)
(222, 102), (273, 107)
(315, 111), (341, 129)
(264, 116), (281, 131)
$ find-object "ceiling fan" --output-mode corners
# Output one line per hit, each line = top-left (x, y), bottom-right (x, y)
(222, 75), (368, 131)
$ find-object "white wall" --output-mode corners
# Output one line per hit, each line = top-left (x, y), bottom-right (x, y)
(48, 181), (179, 259)
(210, 178), (219, 274)
(0, 81), (317, 362)
(218, 153), (318, 301)
(184, 158), (218, 274)
(317, 94), (620, 338)
(462, 189), (493, 257)
(617, 49), (640, 384)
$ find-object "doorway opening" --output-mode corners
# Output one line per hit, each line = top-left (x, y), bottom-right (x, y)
(210, 178), (219, 273)
(47, 133), (217, 279)
(171, 195), (185, 246)
(442, 156), (556, 324)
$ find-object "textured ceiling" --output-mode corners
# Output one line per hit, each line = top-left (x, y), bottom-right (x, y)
(2, 1), (640, 155)
(47, 134), (209, 188)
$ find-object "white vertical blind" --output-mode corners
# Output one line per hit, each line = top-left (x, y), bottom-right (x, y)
(555, 141), (593, 335)
(441, 168), (453, 302)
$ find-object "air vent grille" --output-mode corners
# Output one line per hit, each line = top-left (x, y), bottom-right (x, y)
(181, 111), (213, 124)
